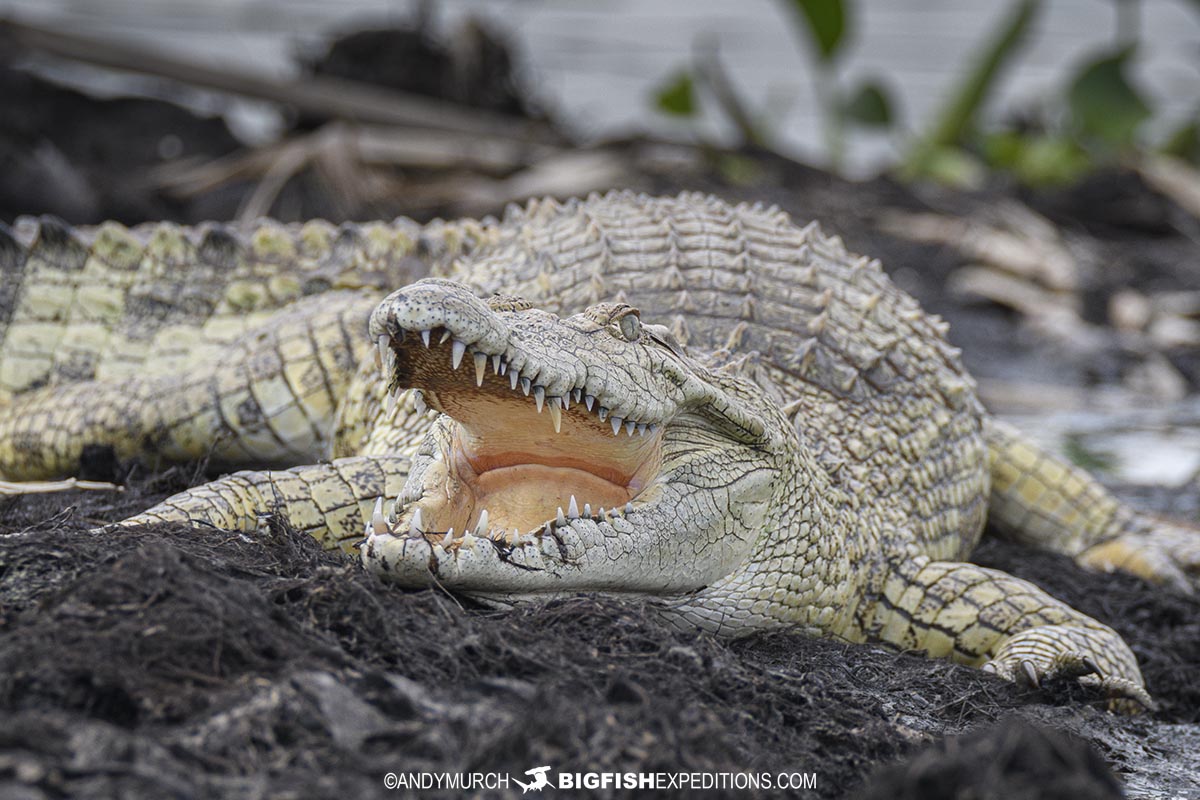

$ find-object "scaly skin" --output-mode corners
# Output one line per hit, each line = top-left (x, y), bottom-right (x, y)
(3, 192), (1197, 710)
(0, 214), (485, 477)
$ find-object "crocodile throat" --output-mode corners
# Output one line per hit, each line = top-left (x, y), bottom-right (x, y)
(378, 327), (664, 545)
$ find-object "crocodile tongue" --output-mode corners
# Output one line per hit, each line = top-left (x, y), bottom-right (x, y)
(443, 394), (656, 533)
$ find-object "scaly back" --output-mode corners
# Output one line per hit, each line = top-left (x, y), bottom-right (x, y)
(434, 191), (990, 559)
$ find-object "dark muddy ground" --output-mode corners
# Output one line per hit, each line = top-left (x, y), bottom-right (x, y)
(3, 22), (1200, 800)
(2, 473), (1199, 799)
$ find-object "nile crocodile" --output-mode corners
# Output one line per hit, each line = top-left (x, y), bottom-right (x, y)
(2, 192), (1197, 709)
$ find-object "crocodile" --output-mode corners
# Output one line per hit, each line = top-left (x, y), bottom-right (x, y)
(2, 192), (1197, 709)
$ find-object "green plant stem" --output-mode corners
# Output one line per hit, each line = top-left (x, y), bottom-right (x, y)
(928, 0), (1039, 149)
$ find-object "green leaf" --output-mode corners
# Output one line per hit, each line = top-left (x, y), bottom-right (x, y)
(1017, 136), (1091, 185)
(1067, 47), (1152, 147)
(983, 132), (1092, 186)
(981, 130), (1026, 170)
(785, 0), (847, 62)
(1063, 433), (1117, 474)
(652, 71), (697, 117)
(840, 81), (893, 129)
(1162, 118), (1200, 165)
(715, 153), (765, 186)
(901, 145), (987, 189)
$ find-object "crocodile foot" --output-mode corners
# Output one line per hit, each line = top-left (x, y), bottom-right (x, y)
(984, 642), (1154, 714)
(1078, 518), (1200, 595)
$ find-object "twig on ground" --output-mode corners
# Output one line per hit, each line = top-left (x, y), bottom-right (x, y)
(2, 17), (554, 142)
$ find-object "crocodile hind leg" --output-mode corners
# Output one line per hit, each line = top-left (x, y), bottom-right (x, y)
(114, 455), (410, 551)
(0, 291), (379, 484)
(866, 553), (1151, 710)
(986, 418), (1200, 593)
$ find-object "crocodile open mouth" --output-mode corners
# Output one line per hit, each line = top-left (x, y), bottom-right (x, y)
(373, 328), (664, 547)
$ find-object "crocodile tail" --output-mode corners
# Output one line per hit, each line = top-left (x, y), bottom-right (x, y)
(0, 215), (443, 405)
(0, 379), (152, 482)
(0, 290), (381, 482)
(0, 219), (29, 364)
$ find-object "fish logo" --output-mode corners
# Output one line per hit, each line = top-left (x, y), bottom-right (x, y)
(514, 766), (552, 793)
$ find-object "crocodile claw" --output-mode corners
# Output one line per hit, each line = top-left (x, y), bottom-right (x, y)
(1020, 659), (1040, 689)
(984, 650), (1155, 714)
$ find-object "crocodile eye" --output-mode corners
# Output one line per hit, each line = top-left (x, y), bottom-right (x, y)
(643, 323), (684, 355)
(617, 310), (641, 341)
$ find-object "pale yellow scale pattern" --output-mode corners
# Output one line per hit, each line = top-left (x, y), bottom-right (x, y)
(1, 193), (1189, 711)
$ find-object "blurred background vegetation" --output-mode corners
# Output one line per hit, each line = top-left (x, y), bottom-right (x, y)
(5, 0), (1198, 194)
(1, 0), (1198, 485)
(653, 0), (1200, 187)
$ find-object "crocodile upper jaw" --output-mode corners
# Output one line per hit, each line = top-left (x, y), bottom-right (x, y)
(380, 326), (664, 543)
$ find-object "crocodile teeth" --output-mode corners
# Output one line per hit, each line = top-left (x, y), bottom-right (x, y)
(598, 406), (608, 421)
(548, 398), (562, 432)
(443, 526), (457, 544)
(420, 329), (431, 348)
(520, 377), (531, 396)
(637, 422), (648, 436)
(509, 369), (519, 390)
(473, 352), (487, 386)
(583, 502), (592, 517)
(597, 506), (606, 519)
(625, 419), (636, 436)
(573, 388), (583, 403)
(584, 394), (595, 411)
(560, 392), (570, 410)
(491, 354), (501, 374)
(556, 506), (566, 525)
(413, 389), (427, 415)
(568, 495), (579, 518)
(611, 416), (623, 435)
(411, 507), (425, 534)
(439, 330), (452, 345)
(375, 334), (388, 372)
(371, 497), (388, 535)
(474, 509), (489, 535)
(625, 502), (634, 514)
(451, 340), (467, 369)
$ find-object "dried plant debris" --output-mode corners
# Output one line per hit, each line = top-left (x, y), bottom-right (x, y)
(1, 476), (1198, 799)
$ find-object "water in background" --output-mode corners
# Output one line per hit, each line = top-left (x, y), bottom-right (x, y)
(6, 0), (1199, 172)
